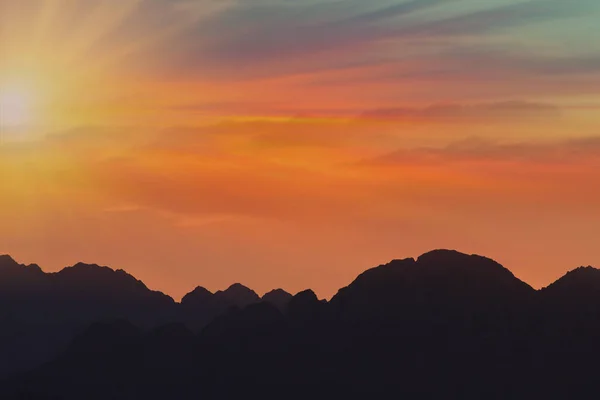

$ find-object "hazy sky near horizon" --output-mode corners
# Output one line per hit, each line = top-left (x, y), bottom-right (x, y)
(1, 0), (599, 299)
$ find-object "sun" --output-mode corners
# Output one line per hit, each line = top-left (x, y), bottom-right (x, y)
(0, 86), (33, 128)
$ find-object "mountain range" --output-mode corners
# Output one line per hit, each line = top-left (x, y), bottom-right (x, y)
(1, 249), (599, 399)
(0, 253), (308, 377)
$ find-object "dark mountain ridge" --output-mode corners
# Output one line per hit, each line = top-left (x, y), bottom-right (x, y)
(0, 254), (294, 377)
(541, 265), (600, 295)
(1, 249), (599, 399)
(330, 250), (536, 322)
(261, 288), (293, 311)
(214, 282), (261, 308)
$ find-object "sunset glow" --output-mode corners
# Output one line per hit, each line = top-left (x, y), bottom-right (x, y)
(1, 0), (599, 299)
(0, 85), (33, 127)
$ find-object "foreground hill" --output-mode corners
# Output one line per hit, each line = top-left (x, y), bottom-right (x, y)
(0, 255), (291, 376)
(1, 250), (599, 399)
(329, 249), (535, 322)
(0, 256), (175, 325)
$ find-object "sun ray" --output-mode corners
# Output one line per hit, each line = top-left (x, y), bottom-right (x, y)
(29, 0), (69, 57)
(72, 1), (233, 80)
(60, 0), (145, 69)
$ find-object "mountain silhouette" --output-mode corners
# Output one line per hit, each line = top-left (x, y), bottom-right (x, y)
(49, 262), (175, 322)
(1, 250), (599, 399)
(214, 283), (260, 308)
(179, 283), (263, 331)
(179, 286), (227, 330)
(0, 255), (46, 293)
(0, 258), (175, 318)
(0, 257), (177, 377)
(541, 265), (600, 298)
(538, 265), (600, 326)
(330, 249), (534, 323)
(261, 288), (292, 310)
(287, 289), (325, 325)
(0, 259), (175, 328)
(181, 286), (214, 306)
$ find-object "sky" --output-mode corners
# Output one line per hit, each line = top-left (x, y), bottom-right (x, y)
(1, 0), (599, 300)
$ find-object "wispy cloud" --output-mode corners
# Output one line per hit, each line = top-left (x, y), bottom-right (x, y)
(391, 0), (599, 38)
(360, 101), (561, 123)
(367, 136), (600, 166)
(137, 0), (600, 81)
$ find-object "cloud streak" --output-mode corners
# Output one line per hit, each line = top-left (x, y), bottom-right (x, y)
(360, 101), (561, 123)
(133, 0), (600, 81)
(367, 136), (600, 166)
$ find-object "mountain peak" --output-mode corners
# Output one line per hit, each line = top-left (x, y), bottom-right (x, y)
(51, 262), (158, 299)
(187, 286), (214, 296)
(215, 283), (260, 308)
(542, 266), (600, 294)
(64, 262), (113, 271)
(57, 262), (137, 279)
(0, 254), (18, 266)
(330, 250), (533, 320)
(181, 286), (214, 306)
(263, 288), (291, 297)
(287, 289), (324, 322)
(55, 262), (116, 279)
(416, 249), (532, 291)
(262, 289), (293, 310)
(225, 283), (253, 291)
(293, 289), (319, 302)
(417, 249), (504, 270)
(0, 255), (45, 282)
(567, 265), (599, 277)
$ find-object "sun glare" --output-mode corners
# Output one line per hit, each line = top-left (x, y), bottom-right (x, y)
(0, 86), (33, 128)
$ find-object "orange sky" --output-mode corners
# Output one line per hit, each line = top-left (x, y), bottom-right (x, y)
(1, 0), (599, 299)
